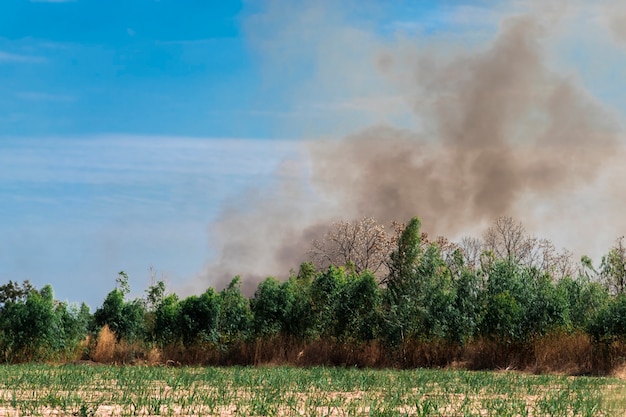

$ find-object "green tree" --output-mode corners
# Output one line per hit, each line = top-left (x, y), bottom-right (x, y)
(116, 271), (131, 296)
(153, 294), (181, 346)
(557, 276), (608, 330)
(339, 271), (381, 341)
(251, 277), (289, 338)
(600, 237), (626, 295)
(93, 289), (146, 342)
(0, 280), (34, 308)
(178, 288), (221, 347)
(218, 277), (253, 344)
(448, 265), (483, 344)
(0, 284), (56, 362)
(281, 273), (314, 340)
(310, 266), (346, 338)
(385, 217), (422, 289)
(480, 260), (528, 341)
(588, 294), (626, 342)
(480, 260), (569, 342)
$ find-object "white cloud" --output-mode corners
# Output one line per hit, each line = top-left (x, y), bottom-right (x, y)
(16, 92), (75, 102)
(29, 0), (76, 3)
(0, 51), (45, 63)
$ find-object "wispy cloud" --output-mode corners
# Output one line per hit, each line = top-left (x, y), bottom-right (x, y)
(0, 51), (45, 63)
(155, 39), (221, 46)
(29, 0), (76, 3)
(16, 91), (75, 102)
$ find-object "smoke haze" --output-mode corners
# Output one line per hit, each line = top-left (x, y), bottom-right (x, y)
(194, 2), (626, 294)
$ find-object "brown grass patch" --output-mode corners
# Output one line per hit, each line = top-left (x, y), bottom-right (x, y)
(92, 325), (116, 363)
(532, 331), (594, 375)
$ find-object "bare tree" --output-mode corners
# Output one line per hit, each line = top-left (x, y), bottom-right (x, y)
(484, 216), (532, 263)
(458, 236), (484, 270)
(600, 236), (626, 295)
(309, 217), (393, 276)
(484, 216), (573, 278)
(526, 238), (574, 280)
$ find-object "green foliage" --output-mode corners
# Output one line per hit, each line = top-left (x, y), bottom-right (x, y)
(600, 237), (626, 295)
(178, 288), (221, 346)
(386, 216), (422, 290)
(310, 266), (345, 338)
(218, 277), (252, 344)
(448, 266), (482, 344)
(0, 280), (34, 307)
(10, 216), (626, 368)
(338, 271), (381, 341)
(93, 289), (146, 342)
(588, 294), (626, 343)
(144, 280), (166, 311)
(115, 271), (130, 296)
(153, 294), (180, 346)
(480, 261), (570, 342)
(251, 277), (288, 338)
(0, 282), (92, 362)
(281, 274), (314, 340)
(383, 233), (461, 344)
(558, 277), (609, 330)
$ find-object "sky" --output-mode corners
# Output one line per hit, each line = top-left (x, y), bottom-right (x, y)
(2, 0), (626, 308)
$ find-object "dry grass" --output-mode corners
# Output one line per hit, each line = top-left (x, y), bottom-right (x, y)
(532, 332), (594, 375)
(92, 325), (116, 363)
(85, 330), (626, 375)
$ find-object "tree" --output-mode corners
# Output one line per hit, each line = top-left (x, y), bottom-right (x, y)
(338, 271), (381, 341)
(281, 273), (314, 340)
(178, 289), (221, 347)
(383, 218), (460, 345)
(93, 273), (146, 343)
(310, 266), (345, 338)
(557, 275), (608, 330)
(385, 217), (422, 288)
(458, 236), (484, 270)
(310, 217), (393, 276)
(93, 289), (146, 342)
(484, 216), (572, 278)
(484, 216), (533, 264)
(145, 280), (166, 311)
(0, 285), (56, 362)
(600, 237), (626, 295)
(116, 271), (130, 296)
(250, 277), (288, 338)
(218, 277), (253, 344)
(153, 294), (181, 346)
(0, 280), (34, 308)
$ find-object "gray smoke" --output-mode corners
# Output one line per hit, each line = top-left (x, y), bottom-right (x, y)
(195, 8), (622, 294)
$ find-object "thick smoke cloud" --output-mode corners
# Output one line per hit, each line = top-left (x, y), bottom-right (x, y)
(312, 15), (617, 232)
(195, 4), (623, 294)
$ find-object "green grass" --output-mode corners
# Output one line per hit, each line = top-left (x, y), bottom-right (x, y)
(0, 364), (624, 416)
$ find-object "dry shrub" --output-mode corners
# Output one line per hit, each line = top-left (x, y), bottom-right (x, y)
(93, 325), (116, 363)
(251, 336), (304, 366)
(76, 335), (91, 361)
(463, 338), (533, 371)
(112, 340), (145, 364)
(532, 332), (594, 375)
(402, 339), (462, 368)
(158, 343), (221, 366)
(298, 339), (387, 368)
(218, 340), (253, 366)
(146, 346), (162, 365)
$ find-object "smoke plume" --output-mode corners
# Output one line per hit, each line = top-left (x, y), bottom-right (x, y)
(195, 5), (624, 294)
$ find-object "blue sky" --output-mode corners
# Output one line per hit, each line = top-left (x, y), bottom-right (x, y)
(2, 0), (626, 308)
(0, 0), (458, 307)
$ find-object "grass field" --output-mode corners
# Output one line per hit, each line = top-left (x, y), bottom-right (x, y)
(0, 364), (624, 416)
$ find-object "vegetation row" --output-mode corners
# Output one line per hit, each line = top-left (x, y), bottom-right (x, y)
(3, 216), (626, 374)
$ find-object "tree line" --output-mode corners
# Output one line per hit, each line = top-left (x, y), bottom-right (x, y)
(2, 216), (626, 372)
